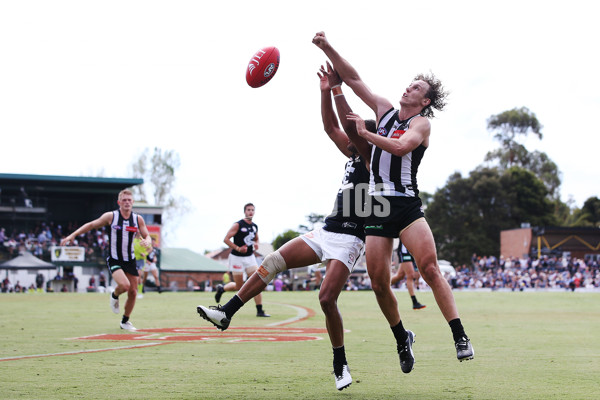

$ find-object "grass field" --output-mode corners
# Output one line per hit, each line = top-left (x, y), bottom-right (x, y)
(1, 289), (599, 399)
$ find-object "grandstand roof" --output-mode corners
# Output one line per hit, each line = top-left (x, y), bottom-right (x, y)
(0, 173), (142, 193)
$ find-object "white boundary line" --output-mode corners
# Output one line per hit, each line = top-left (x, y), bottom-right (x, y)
(0, 342), (164, 362)
(265, 302), (309, 327)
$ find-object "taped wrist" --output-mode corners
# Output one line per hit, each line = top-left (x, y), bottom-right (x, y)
(256, 251), (287, 284)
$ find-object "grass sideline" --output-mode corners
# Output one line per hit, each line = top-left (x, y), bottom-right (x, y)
(1, 290), (599, 399)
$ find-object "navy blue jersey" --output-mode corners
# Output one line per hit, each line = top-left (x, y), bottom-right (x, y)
(231, 219), (258, 257)
(324, 154), (370, 240)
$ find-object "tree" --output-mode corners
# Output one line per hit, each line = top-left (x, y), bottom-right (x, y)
(272, 213), (326, 250)
(297, 213), (326, 233)
(484, 107), (561, 198)
(272, 229), (300, 250)
(487, 106), (542, 149)
(581, 196), (600, 227)
(129, 147), (190, 243)
(427, 166), (556, 265)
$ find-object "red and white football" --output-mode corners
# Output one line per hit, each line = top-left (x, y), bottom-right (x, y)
(245, 46), (280, 88)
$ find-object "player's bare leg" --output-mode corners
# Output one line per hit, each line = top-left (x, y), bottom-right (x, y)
(366, 236), (415, 373)
(401, 220), (473, 361)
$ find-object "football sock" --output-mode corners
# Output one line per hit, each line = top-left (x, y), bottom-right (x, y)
(391, 321), (409, 345)
(411, 295), (418, 305)
(449, 318), (467, 342)
(333, 345), (347, 366)
(111, 292), (118, 300)
(121, 315), (129, 324)
(333, 346), (347, 375)
(222, 295), (244, 319)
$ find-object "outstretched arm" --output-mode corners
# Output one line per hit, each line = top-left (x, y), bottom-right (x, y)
(322, 62), (372, 165)
(347, 112), (431, 157)
(319, 66), (352, 157)
(60, 212), (112, 246)
(313, 31), (393, 121)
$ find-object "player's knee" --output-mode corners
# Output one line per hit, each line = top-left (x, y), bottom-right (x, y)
(319, 291), (337, 312)
(119, 281), (131, 292)
(371, 277), (390, 295)
(256, 251), (287, 284)
(420, 260), (441, 282)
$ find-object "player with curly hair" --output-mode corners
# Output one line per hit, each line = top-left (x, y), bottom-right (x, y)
(313, 31), (473, 372)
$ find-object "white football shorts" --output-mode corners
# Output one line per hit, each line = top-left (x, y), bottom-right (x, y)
(300, 228), (364, 272)
(228, 254), (258, 275)
(144, 263), (158, 273)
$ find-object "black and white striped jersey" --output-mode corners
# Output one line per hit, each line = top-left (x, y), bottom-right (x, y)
(370, 108), (427, 197)
(108, 210), (139, 262)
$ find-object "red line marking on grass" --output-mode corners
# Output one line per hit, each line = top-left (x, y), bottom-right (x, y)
(1, 302), (323, 361)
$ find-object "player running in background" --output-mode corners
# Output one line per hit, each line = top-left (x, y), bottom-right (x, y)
(141, 237), (162, 294)
(313, 31), (474, 366)
(197, 65), (375, 391)
(214, 203), (269, 318)
(60, 189), (151, 331)
(392, 241), (426, 310)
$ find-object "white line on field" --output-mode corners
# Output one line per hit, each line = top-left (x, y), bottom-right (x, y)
(0, 342), (165, 362)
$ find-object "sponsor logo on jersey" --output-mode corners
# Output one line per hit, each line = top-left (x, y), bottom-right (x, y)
(113, 225), (122, 230)
(391, 129), (405, 139)
(365, 225), (384, 230)
(241, 227), (247, 232)
(377, 127), (387, 136)
(125, 226), (138, 232)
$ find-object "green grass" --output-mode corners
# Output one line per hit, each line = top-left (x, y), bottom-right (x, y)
(1, 290), (599, 399)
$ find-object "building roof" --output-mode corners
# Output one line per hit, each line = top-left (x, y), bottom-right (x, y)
(0, 173), (143, 192)
(161, 248), (227, 272)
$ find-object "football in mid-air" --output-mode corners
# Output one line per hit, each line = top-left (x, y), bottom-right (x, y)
(246, 46), (280, 88)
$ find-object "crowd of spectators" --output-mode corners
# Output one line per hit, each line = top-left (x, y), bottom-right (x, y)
(0, 222), (109, 262)
(446, 254), (600, 291)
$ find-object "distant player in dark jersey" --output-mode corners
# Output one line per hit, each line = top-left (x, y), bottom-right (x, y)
(313, 31), (474, 367)
(197, 65), (375, 391)
(214, 203), (269, 317)
(60, 189), (151, 331)
(392, 241), (426, 310)
(142, 237), (162, 294)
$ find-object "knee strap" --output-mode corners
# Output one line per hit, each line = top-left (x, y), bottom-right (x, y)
(257, 251), (287, 284)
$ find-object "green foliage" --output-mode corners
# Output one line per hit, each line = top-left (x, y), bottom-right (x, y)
(581, 196), (600, 227)
(484, 107), (561, 198)
(487, 106), (542, 141)
(274, 213), (326, 249)
(428, 167), (556, 264)
(272, 229), (300, 250)
(298, 213), (326, 233)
